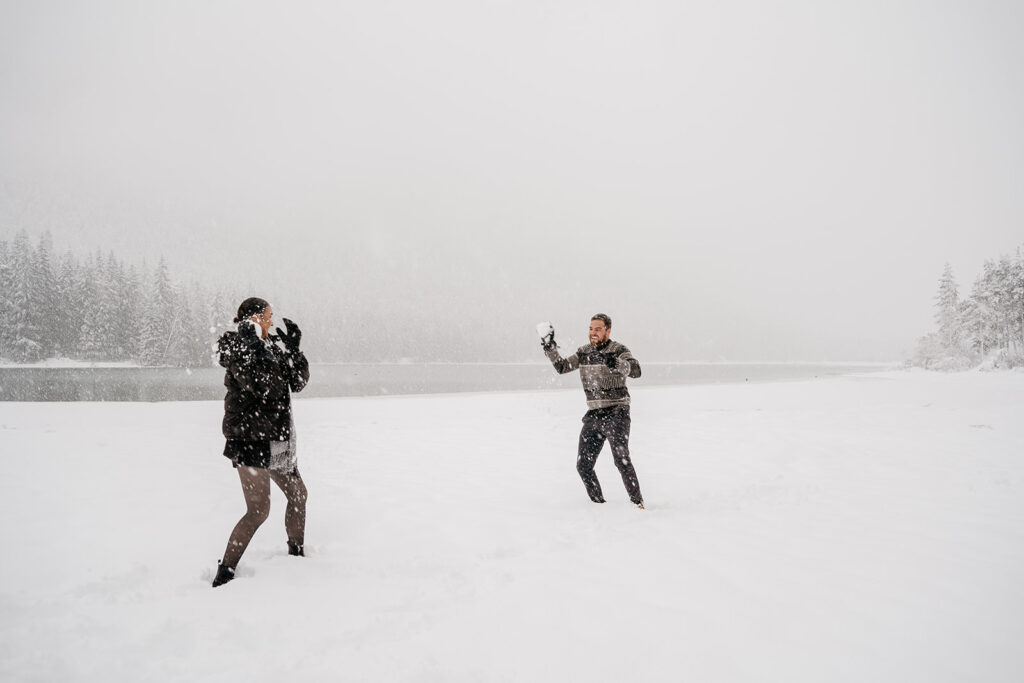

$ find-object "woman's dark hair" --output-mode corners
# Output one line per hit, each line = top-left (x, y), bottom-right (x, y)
(591, 313), (612, 328)
(233, 297), (270, 324)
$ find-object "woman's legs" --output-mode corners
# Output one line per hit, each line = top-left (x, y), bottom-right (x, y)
(268, 469), (307, 549)
(220, 466), (271, 569)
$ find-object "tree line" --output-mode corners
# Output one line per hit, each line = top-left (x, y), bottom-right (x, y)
(0, 230), (233, 366)
(0, 228), (491, 366)
(915, 247), (1024, 369)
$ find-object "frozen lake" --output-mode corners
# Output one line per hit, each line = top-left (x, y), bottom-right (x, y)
(0, 362), (890, 401)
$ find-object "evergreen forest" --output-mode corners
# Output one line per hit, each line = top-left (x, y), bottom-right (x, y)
(0, 230), (233, 366)
(915, 247), (1024, 369)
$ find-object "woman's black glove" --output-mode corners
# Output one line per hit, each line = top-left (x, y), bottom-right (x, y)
(275, 318), (302, 352)
(238, 319), (261, 347)
(238, 320), (272, 362)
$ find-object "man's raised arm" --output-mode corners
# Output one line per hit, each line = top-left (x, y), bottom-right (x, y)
(538, 322), (580, 375)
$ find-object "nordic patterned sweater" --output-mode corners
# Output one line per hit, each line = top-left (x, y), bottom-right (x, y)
(545, 340), (642, 410)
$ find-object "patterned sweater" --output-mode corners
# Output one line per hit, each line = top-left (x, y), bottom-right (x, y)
(545, 340), (642, 409)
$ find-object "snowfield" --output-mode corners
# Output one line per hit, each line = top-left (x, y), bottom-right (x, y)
(1, 370), (1023, 682)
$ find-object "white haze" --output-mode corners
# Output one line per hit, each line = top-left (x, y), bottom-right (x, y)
(1, 0), (1022, 361)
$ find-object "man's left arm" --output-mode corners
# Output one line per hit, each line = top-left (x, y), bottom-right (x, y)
(610, 346), (641, 379)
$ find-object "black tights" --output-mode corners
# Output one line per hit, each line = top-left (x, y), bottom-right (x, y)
(220, 466), (307, 569)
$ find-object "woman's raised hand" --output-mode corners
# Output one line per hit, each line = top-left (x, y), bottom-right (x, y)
(276, 318), (302, 351)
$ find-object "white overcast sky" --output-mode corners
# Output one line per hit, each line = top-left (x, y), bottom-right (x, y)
(1, 0), (1022, 360)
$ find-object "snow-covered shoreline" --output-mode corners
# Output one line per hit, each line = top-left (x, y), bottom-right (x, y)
(1, 371), (1022, 682)
(0, 361), (894, 402)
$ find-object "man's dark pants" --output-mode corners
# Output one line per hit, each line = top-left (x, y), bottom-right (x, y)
(577, 405), (643, 504)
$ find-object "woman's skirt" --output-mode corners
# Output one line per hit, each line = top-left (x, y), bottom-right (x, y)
(224, 418), (298, 473)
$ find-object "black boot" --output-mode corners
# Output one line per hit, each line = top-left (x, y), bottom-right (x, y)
(212, 561), (235, 587)
(288, 541), (304, 557)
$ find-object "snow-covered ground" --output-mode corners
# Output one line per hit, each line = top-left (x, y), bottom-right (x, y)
(1, 370), (1022, 682)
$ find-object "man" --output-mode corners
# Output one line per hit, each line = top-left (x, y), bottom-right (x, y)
(540, 314), (645, 508)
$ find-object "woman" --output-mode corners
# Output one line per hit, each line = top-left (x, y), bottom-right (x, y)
(212, 297), (310, 587)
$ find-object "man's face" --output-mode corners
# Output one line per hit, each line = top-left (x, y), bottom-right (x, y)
(589, 319), (610, 346)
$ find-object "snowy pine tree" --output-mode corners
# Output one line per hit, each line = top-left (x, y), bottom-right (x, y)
(98, 254), (126, 359)
(77, 252), (108, 360)
(964, 264), (1000, 359)
(166, 288), (192, 368)
(206, 288), (232, 364)
(8, 231), (44, 362)
(54, 251), (83, 358)
(140, 258), (175, 366)
(1011, 249), (1024, 354)
(162, 285), (212, 368)
(991, 256), (1019, 355)
(32, 233), (59, 358)
(933, 263), (961, 355)
(0, 239), (12, 357)
(182, 283), (214, 368)
(959, 295), (987, 357)
(120, 264), (143, 361)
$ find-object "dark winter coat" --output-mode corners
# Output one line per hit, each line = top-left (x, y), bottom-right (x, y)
(218, 327), (310, 467)
(545, 340), (641, 410)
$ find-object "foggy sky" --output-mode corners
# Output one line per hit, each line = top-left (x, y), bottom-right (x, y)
(2, 0), (1022, 361)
